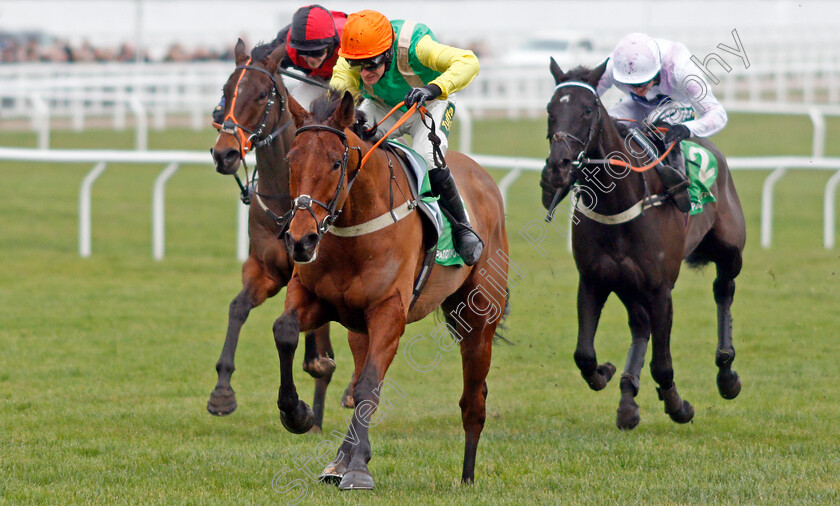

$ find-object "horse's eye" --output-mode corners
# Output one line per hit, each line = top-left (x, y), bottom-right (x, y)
(332, 160), (342, 171)
(584, 106), (593, 115)
(259, 92), (267, 100)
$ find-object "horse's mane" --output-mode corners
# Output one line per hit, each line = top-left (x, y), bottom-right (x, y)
(309, 90), (382, 143)
(250, 38), (283, 62)
(564, 65), (594, 82)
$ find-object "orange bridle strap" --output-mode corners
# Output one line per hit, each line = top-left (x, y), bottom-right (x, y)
(218, 58), (256, 158)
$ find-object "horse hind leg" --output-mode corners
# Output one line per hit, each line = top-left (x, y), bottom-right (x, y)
(302, 325), (335, 434)
(615, 299), (651, 430)
(713, 250), (743, 400)
(573, 280), (616, 391)
(443, 283), (502, 484)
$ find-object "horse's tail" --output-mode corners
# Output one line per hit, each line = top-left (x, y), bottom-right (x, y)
(493, 287), (513, 345)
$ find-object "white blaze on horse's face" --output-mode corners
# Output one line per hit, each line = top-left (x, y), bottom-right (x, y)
(559, 95), (570, 103)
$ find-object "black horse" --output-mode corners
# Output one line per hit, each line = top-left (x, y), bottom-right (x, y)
(541, 59), (746, 429)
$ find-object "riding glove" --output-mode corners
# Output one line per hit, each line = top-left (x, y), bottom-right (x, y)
(664, 124), (691, 145)
(404, 84), (441, 107)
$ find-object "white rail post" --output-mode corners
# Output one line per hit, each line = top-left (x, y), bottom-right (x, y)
(130, 96), (148, 151)
(79, 162), (108, 258)
(808, 107), (825, 159)
(824, 170), (840, 249)
(152, 162), (180, 260)
(761, 167), (787, 249)
(237, 200), (249, 261)
(30, 93), (49, 150)
(496, 168), (522, 208)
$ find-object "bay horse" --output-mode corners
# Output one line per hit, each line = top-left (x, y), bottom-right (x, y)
(541, 59), (746, 429)
(273, 90), (508, 489)
(208, 38), (340, 431)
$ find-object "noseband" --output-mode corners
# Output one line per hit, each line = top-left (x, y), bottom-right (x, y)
(274, 125), (362, 238)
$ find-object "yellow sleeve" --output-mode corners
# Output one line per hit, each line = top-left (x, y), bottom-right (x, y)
(414, 35), (479, 99)
(328, 57), (362, 100)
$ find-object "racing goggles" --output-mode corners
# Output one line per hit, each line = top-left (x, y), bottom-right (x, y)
(297, 46), (329, 58)
(347, 51), (390, 72)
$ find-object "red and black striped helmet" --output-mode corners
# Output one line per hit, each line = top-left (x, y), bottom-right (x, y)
(288, 4), (339, 54)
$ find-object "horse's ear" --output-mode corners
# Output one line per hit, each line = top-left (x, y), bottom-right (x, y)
(586, 58), (609, 87)
(331, 91), (356, 129)
(288, 93), (309, 128)
(264, 42), (287, 74)
(234, 38), (248, 66)
(549, 57), (565, 85)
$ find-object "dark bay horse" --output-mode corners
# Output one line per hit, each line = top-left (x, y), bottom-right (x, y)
(208, 39), (339, 431)
(273, 91), (509, 489)
(541, 59), (746, 429)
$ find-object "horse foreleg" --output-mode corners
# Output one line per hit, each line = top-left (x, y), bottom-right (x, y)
(615, 298), (651, 430)
(714, 256), (742, 399)
(208, 261), (278, 415)
(649, 289), (694, 424)
(274, 279), (326, 435)
(573, 279), (615, 391)
(336, 295), (405, 491)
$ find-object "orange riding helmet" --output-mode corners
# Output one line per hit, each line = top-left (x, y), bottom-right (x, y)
(338, 10), (394, 59)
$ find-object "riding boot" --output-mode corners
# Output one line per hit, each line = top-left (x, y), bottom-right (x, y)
(656, 146), (692, 213)
(429, 166), (484, 266)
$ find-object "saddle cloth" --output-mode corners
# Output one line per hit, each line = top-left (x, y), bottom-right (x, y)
(387, 141), (465, 266)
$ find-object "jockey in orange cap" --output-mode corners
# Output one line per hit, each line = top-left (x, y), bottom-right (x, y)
(330, 10), (483, 265)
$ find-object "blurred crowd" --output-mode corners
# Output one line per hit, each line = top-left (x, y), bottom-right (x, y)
(0, 31), (236, 63)
(1, 29), (489, 64)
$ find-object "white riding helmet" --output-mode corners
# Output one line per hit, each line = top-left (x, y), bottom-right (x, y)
(611, 33), (661, 85)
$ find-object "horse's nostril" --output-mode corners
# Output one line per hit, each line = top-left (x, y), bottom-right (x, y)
(302, 233), (320, 250)
(224, 149), (240, 162)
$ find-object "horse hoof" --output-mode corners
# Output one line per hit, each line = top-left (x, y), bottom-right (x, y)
(717, 370), (742, 400)
(668, 400), (695, 424)
(616, 400), (640, 430)
(583, 362), (616, 391)
(319, 461), (348, 486)
(207, 385), (237, 416)
(303, 357), (336, 379)
(279, 400), (315, 434)
(339, 469), (375, 490)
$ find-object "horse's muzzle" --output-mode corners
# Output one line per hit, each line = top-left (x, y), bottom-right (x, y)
(284, 231), (320, 264)
(210, 147), (241, 175)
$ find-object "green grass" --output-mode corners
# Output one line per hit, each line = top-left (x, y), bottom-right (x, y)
(1, 113), (839, 504)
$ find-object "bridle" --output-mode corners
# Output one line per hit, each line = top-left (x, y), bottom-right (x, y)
(273, 124), (362, 238)
(549, 81), (603, 169)
(545, 81), (603, 217)
(219, 58), (293, 203)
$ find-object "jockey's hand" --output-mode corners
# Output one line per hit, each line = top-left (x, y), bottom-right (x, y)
(404, 84), (441, 108)
(664, 124), (691, 145)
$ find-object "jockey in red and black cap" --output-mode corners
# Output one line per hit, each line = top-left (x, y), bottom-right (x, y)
(213, 5), (346, 122)
(281, 4), (347, 80)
